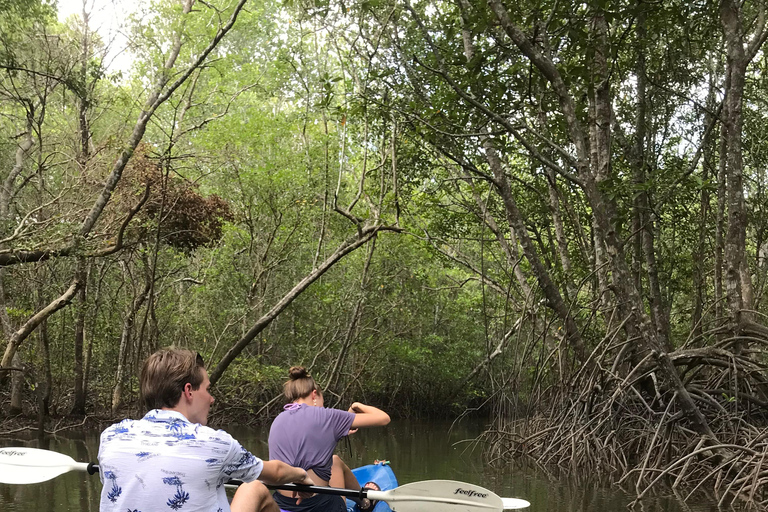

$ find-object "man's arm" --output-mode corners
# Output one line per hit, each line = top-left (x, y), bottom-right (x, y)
(259, 460), (315, 486)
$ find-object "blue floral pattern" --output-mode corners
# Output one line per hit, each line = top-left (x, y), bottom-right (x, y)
(166, 419), (186, 433)
(104, 471), (122, 503)
(163, 476), (190, 510)
(98, 409), (263, 512)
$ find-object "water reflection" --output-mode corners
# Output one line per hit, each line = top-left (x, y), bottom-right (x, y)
(0, 419), (741, 511)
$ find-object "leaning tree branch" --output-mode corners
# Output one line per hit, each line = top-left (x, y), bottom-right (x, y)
(1, 275), (83, 367)
(209, 223), (402, 385)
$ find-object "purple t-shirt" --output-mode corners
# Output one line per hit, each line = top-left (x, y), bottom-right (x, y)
(268, 404), (355, 481)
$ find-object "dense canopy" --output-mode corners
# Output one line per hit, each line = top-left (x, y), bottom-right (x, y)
(2, 0), (768, 506)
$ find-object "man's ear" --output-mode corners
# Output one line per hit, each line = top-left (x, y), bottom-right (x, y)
(183, 382), (193, 399)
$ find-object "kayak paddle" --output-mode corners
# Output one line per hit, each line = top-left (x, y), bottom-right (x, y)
(267, 480), (531, 511)
(0, 447), (531, 510)
(0, 446), (93, 483)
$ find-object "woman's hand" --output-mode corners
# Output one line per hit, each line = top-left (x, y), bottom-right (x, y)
(292, 473), (316, 504)
(347, 403), (363, 434)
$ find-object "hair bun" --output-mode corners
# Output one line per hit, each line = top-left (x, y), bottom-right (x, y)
(288, 366), (309, 380)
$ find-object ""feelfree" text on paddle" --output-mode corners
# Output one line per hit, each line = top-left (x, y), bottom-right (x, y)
(453, 488), (489, 499)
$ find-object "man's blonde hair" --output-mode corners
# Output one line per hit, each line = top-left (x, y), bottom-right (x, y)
(140, 348), (205, 410)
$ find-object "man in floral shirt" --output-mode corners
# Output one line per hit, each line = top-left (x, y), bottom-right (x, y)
(99, 348), (313, 512)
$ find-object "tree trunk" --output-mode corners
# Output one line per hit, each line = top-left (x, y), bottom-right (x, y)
(36, 272), (52, 418)
(38, 317), (51, 418)
(112, 279), (150, 414)
(9, 352), (23, 415)
(70, 3), (93, 417)
(588, 95), (613, 317)
(71, 260), (88, 415)
(466, 178), (532, 299)
(643, 216), (669, 343)
(720, 0), (749, 333)
(631, 5), (647, 300)
(714, 92), (728, 323)
(546, 168), (575, 299)
(0, 129), (34, 218)
(482, 136), (586, 362)
(693, 68), (718, 337)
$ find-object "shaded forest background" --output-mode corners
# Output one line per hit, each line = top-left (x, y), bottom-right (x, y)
(3, 0), (768, 505)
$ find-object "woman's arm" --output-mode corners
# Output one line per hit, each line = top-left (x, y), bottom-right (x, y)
(348, 402), (391, 428)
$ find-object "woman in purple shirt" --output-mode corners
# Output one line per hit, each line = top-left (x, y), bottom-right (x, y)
(268, 366), (390, 512)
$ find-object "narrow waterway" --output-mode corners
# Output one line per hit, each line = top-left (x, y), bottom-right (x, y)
(0, 419), (741, 511)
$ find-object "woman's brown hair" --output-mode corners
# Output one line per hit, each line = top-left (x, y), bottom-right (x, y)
(283, 366), (321, 401)
(140, 348), (205, 410)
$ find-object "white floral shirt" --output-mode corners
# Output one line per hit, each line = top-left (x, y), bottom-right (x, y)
(98, 409), (263, 512)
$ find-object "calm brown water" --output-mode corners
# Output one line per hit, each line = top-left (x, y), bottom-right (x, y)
(0, 419), (742, 511)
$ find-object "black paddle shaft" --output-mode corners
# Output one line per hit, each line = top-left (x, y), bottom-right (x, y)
(241, 481), (368, 499)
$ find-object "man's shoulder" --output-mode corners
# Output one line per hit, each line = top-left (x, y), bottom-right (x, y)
(99, 412), (241, 448)
(101, 418), (135, 435)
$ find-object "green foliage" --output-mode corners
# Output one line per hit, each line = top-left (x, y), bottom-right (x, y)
(6, 0), (768, 431)
(0, 0), (56, 66)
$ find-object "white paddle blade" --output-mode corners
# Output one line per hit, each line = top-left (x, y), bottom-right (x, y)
(0, 463), (75, 484)
(501, 497), (531, 509)
(0, 447), (89, 484)
(370, 479), (504, 512)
